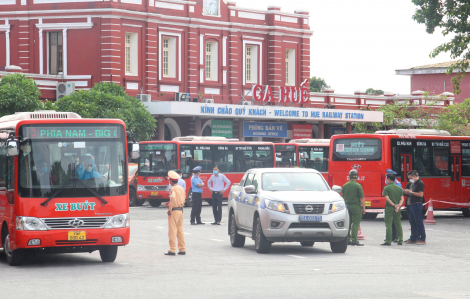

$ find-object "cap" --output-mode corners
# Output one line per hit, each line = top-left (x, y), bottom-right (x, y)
(168, 170), (180, 183)
(193, 166), (202, 172)
(386, 169), (397, 175)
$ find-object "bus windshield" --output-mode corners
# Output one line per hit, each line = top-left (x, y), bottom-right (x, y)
(299, 146), (329, 172)
(18, 124), (126, 198)
(138, 143), (177, 176)
(275, 145), (296, 168)
(333, 138), (382, 161)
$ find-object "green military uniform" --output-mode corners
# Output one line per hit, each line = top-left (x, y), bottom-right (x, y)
(342, 180), (364, 243)
(383, 183), (404, 244)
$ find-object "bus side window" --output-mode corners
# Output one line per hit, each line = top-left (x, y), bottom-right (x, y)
(6, 156), (14, 190)
(214, 146), (234, 173)
(413, 145), (432, 177)
(180, 145), (192, 174)
(462, 149), (470, 176)
(0, 146), (6, 188)
(391, 145), (401, 176)
(432, 147), (450, 176)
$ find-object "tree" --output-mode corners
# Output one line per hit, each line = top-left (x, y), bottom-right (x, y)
(0, 73), (43, 117)
(310, 76), (330, 92)
(365, 88), (384, 95)
(54, 82), (156, 141)
(412, 0), (470, 94)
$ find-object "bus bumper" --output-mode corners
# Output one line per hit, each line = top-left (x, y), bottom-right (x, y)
(12, 227), (130, 250)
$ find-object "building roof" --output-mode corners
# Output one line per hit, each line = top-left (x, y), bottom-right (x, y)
(395, 60), (470, 75)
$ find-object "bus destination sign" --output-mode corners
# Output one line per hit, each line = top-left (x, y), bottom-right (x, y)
(24, 126), (121, 139)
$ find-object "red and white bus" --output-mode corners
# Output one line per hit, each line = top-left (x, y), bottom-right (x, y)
(329, 129), (470, 218)
(137, 137), (275, 207)
(0, 111), (138, 266)
(275, 139), (330, 180)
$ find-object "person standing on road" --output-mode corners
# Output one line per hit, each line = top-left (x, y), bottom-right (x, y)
(207, 165), (231, 225)
(342, 169), (366, 246)
(404, 170), (426, 245)
(168, 169), (186, 192)
(190, 166), (205, 225)
(385, 169), (402, 243)
(164, 171), (186, 256)
(381, 173), (404, 246)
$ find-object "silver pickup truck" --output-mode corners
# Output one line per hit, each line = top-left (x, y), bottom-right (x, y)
(228, 168), (349, 253)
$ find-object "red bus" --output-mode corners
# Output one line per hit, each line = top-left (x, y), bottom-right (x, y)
(329, 129), (470, 218)
(275, 139), (330, 179)
(137, 137), (275, 207)
(0, 111), (139, 266)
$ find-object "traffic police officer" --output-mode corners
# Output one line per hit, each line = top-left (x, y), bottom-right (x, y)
(190, 166), (205, 225)
(164, 171), (186, 256)
(342, 169), (366, 246)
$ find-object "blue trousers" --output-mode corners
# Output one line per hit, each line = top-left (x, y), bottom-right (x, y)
(409, 203), (426, 241)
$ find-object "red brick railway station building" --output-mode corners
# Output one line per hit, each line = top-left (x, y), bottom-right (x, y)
(0, 0), (452, 141)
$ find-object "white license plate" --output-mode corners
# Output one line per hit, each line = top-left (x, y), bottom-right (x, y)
(299, 215), (322, 222)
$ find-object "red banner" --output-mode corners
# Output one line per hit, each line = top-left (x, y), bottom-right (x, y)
(292, 124), (313, 139)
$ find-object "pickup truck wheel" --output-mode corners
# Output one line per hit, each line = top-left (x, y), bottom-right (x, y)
(129, 188), (137, 207)
(149, 199), (162, 207)
(100, 245), (118, 262)
(254, 217), (271, 254)
(330, 237), (348, 253)
(300, 241), (315, 247)
(229, 213), (245, 247)
(5, 233), (24, 266)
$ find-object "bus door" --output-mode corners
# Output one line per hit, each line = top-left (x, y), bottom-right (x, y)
(400, 154), (412, 184)
(450, 155), (461, 203)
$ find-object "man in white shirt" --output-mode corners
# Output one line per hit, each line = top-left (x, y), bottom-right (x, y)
(207, 165), (231, 225)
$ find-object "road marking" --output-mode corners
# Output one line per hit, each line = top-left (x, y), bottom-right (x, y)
(211, 239), (224, 242)
(287, 255), (305, 259)
(156, 226), (164, 229)
(313, 269), (321, 271)
(184, 232), (191, 235)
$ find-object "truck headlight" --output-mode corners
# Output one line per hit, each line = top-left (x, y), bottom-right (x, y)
(16, 217), (48, 231)
(137, 185), (146, 191)
(265, 199), (289, 213)
(104, 214), (130, 229)
(329, 201), (346, 213)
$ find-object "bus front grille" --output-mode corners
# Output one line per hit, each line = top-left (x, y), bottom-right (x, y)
(41, 217), (110, 230)
(55, 239), (98, 245)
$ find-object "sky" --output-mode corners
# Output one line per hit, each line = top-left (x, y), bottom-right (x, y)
(233, 0), (453, 95)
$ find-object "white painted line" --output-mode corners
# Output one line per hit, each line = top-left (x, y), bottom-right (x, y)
(184, 232), (191, 235)
(156, 226), (165, 229)
(211, 239), (224, 242)
(312, 269), (321, 271)
(287, 255), (305, 259)
(118, 263), (129, 265)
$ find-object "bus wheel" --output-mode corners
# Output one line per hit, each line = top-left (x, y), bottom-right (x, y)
(129, 188), (137, 207)
(462, 200), (470, 217)
(185, 190), (193, 207)
(362, 213), (378, 220)
(149, 199), (162, 207)
(5, 233), (24, 266)
(100, 245), (118, 263)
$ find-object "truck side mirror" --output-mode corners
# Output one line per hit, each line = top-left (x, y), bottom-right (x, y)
(332, 185), (342, 194)
(128, 143), (140, 160)
(244, 185), (256, 194)
(7, 140), (19, 157)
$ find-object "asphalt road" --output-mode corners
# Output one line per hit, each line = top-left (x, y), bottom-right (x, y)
(2, 203), (470, 299)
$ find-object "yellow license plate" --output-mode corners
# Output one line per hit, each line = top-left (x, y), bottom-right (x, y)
(68, 231), (86, 241)
(365, 201), (371, 207)
(151, 191), (159, 196)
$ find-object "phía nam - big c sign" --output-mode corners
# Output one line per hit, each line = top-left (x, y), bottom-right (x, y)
(251, 83), (310, 103)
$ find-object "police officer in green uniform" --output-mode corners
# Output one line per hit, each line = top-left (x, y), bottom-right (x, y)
(381, 173), (404, 246)
(342, 169), (366, 246)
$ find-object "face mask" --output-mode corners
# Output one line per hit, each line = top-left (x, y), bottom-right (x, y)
(75, 162), (80, 166)
(409, 179), (415, 183)
(213, 171), (218, 175)
(85, 166), (93, 173)
(42, 167), (48, 172)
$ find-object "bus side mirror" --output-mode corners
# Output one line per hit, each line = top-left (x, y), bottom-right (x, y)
(7, 140), (19, 157)
(128, 143), (140, 160)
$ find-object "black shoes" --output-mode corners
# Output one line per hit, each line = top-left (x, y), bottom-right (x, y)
(190, 222), (196, 225)
(197, 222), (205, 225)
(178, 251), (186, 255)
(380, 243), (391, 246)
(216, 222), (221, 225)
(211, 222), (218, 225)
(350, 242), (364, 246)
(164, 251), (176, 256)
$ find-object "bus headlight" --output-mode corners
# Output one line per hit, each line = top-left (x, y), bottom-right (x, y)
(104, 214), (130, 229)
(16, 217), (48, 231)
(137, 185), (146, 191)
(329, 201), (346, 213)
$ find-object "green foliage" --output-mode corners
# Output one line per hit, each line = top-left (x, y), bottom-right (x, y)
(0, 73), (43, 117)
(434, 99), (470, 136)
(310, 76), (330, 92)
(412, 0), (470, 94)
(54, 82), (156, 141)
(365, 88), (384, 95)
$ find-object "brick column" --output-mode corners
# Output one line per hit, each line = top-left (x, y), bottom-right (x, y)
(228, 31), (241, 103)
(146, 24), (158, 98)
(100, 18), (122, 84)
(195, 117), (202, 136)
(158, 116), (165, 140)
(187, 26), (200, 99)
(18, 20), (30, 72)
(238, 120), (245, 141)
(346, 122), (352, 134)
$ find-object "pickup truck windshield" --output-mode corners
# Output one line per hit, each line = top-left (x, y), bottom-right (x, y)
(262, 172), (329, 192)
